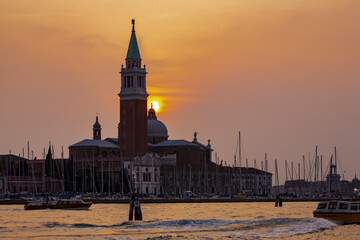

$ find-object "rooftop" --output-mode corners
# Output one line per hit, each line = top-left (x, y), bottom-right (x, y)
(69, 139), (120, 148)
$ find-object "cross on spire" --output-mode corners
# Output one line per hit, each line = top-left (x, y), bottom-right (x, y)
(132, 19), (135, 31)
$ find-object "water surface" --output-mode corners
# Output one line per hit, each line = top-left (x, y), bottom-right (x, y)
(1, 202), (359, 239)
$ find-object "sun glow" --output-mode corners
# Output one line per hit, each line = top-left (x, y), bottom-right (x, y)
(150, 101), (160, 112)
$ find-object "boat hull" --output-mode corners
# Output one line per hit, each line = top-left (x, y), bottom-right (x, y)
(313, 212), (360, 224)
(24, 201), (92, 210)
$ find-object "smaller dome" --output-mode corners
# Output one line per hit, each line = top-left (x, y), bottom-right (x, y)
(148, 119), (168, 137)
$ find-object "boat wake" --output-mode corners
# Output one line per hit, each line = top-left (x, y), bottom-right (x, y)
(42, 217), (336, 238)
(43, 221), (131, 229)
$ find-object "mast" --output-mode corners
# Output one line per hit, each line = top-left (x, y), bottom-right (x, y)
(329, 155), (333, 196)
(51, 144), (54, 193)
(334, 146), (337, 175)
(215, 152), (218, 194)
(6, 152), (9, 194)
(308, 152), (312, 182)
(315, 146), (317, 183)
(22, 148), (24, 192)
(274, 159), (279, 195)
(61, 146), (65, 193)
(42, 148), (45, 193)
(27, 141), (30, 160)
(298, 163), (301, 196)
(321, 155), (323, 181)
(101, 157), (104, 193)
(31, 146), (36, 194)
(238, 131), (241, 194)
(265, 153), (268, 172)
(320, 155), (323, 193)
(73, 152), (77, 193)
(302, 155), (305, 180)
(108, 159), (111, 193)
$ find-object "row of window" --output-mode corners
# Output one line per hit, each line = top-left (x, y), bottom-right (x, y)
(75, 161), (122, 168)
(135, 186), (157, 195)
(318, 202), (360, 211)
(122, 75), (145, 88)
(135, 172), (159, 182)
(126, 60), (141, 69)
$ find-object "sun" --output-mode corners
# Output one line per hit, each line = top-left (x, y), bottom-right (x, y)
(150, 101), (160, 112)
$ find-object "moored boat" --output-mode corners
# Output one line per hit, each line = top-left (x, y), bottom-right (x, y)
(24, 198), (92, 210)
(313, 200), (360, 224)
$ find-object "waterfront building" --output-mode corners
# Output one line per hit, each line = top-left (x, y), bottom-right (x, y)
(68, 116), (124, 193)
(0, 154), (63, 194)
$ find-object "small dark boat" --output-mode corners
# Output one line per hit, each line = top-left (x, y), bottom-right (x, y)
(24, 198), (92, 210)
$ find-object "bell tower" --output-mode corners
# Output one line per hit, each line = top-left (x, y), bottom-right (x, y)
(118, 19), (148, 160)
(93, 116), (101, 140)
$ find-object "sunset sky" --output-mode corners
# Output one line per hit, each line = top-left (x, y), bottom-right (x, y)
(1, 0), (359, 184)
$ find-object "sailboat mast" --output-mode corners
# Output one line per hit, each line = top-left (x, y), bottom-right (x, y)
(265, 153), (268, 172)
(61, 146), (65, 193)
(303, 155), (305, 180)
(238, 131), (241, 194)
(275, 158), (279, 195)
(315, 145), (318, 183)
(334, 146), (337, 175)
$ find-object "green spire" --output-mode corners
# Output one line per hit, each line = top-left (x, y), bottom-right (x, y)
(126, 19), (141, 60)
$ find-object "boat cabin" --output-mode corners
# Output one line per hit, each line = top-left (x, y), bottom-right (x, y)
(316, 201), (360, 213)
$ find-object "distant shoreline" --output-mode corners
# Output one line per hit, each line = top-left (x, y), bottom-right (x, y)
(0, 197), (356, 205)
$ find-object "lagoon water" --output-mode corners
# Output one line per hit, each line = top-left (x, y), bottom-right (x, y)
(0, 202), (359, 239)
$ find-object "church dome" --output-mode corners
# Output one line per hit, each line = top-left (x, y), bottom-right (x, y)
(147, 105), (168, 138)
(148, 118), (168, 137)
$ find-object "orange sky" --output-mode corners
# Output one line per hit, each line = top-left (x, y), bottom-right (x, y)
(1, 0), (359, 184)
